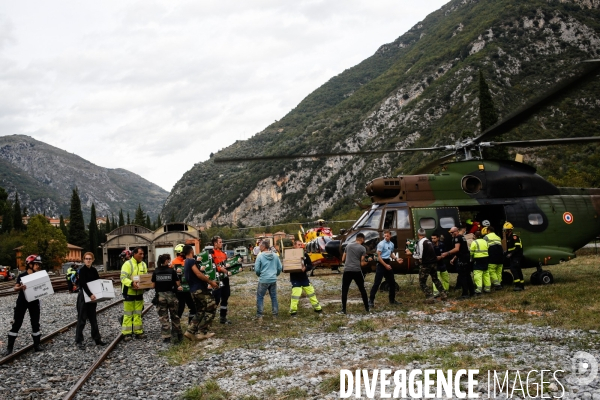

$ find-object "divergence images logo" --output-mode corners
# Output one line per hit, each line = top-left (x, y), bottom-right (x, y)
(568, 351), (598, 387)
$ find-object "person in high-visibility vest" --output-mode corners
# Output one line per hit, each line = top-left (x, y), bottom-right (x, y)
(503, 222), (524, 291)
(482, 227), (504, 290)
(120, 247), (148, 340)
(66, 265), (77, 292)
(470, 231), (490, 294)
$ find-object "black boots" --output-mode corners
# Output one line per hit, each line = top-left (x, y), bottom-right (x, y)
(219, 308), (231, 324)
(4, 335), (16, 356)
(32, 334), (43, 352)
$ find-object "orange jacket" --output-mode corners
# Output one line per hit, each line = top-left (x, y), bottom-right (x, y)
(213, 249), (228, 273)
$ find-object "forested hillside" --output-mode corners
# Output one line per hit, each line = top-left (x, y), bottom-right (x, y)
(163, 0), (600, 226)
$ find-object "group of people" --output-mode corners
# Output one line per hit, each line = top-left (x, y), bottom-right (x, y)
(3, 221), (525, 354)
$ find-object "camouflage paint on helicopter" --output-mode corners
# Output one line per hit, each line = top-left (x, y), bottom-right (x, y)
(326, 159), (600, 278)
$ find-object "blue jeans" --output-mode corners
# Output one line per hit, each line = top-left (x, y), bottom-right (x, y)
(256, 282), (278, 316)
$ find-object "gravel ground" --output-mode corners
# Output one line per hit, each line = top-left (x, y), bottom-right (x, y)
(2, 272), (600, 399)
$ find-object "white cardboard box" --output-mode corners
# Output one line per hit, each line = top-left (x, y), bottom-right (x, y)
(83, 279), (116, 303)
(20, 270), (54, 302)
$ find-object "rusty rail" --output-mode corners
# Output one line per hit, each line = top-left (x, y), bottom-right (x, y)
(62, 304), (155, 400)
(0, 298), (124, 366)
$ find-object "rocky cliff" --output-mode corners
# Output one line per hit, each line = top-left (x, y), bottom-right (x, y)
(0, 135), (169, 220)
(163, 0), (600, 226)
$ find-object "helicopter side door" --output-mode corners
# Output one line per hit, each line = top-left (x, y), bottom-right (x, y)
(411, 207), (461, 238)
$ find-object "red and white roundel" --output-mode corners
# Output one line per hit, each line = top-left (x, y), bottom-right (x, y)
(563, 212), (574, 224)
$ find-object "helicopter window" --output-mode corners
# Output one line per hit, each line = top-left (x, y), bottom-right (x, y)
(352, 209), (382, 229)
(528, 213), (544, 225)
(461, 176), (482, 194)
(383, 211), (395, 229)
(439, 217), (455, 229)
(396, 209), (410, 229)
(420, 218), (436, 229)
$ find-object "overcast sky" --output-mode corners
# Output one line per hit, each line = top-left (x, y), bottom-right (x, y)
(0, 0), (447, 191)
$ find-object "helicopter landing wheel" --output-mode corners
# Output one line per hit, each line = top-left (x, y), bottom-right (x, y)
(501, 271), (513, 286)
(530, 271), (541, 285)
(379, 281), (400, 292)
(538, 271), (554, 285)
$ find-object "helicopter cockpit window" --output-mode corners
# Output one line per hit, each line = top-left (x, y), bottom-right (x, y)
(396, 209), (410, 229)
(352, 204), (381, 229)
(439, 217), (455, 229)
(528, 213), (544, 226)
(352, 209), (382, 230)
(420, 218), (436, 230)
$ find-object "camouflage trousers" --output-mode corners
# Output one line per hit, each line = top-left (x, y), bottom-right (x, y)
(187, 291), (216, 335)
(419, 262), (447, 298)
(157, 292), (182, 339)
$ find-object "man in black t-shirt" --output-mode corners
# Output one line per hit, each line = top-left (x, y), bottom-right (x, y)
(152, 254), (183, 343)
(442, 226), (475, 299)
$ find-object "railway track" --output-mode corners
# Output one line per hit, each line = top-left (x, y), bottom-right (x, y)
(0, 298), (124, 366)
(0, 295), (155, 400)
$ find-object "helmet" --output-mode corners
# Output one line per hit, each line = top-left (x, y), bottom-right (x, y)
(481, 227), (488, 235)
(174, 244), (184, 254)
(25, 255), (42, 265)
(503, 222), (514, 230)
(119, 250), (132, 259)
(482, 220), (490, 227)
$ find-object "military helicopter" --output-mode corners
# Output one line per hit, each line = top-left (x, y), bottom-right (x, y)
(215, 59), (600, 286)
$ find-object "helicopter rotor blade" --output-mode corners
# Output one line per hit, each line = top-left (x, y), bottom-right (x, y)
(411, 153), (457, 174)
(213, 146), (450, 163)
(473, 59), (600, 144)
(486, 136), (600, 148)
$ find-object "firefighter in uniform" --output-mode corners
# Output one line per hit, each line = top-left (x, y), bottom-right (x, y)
(482, 227), (504, 290)
(120, 247), (148, 340)
(470, 231), (490, 294)
(503, 222), (524, 291)
(3, 255), (44, 355)
(211, 236), (233, 324)
(172, 244), (197, 324)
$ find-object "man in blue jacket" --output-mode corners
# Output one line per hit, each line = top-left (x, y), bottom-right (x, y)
(254, 240), (282, 321)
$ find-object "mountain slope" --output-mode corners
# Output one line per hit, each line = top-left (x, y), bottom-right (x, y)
(0, 135), (169, 220)
(163, 0), (600, 226)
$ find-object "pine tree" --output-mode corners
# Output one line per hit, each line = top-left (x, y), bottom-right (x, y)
(145, 214), (151, 229)
(59, 215), (69, 241)
(89, 204), (99, 259)
(13, 193), (24, 231)
(127, 212), (130, 225)
(112, 215), (117, 228)
(68, 188), (88, 249)
(134, 204), (145, 226)
(105, 215), (112, 233)
(156, 214), (162, 228)
(118, 209), (124, 227)
(1, 200), (12, 233)
(479, 70), (508, 160)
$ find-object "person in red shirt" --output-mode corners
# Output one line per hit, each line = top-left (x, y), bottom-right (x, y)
(172, 244), (197, 324)
(211, 236), (232, 324)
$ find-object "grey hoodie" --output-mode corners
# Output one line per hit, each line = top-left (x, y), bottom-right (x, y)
(254, 251), (282, 283)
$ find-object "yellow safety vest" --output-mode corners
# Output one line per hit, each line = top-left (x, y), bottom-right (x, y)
(470, 238), (489, 258)
(120, 259), (148, 296)
(484, 232), (502, 247)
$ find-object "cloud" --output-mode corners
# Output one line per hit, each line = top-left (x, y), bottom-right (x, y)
(0, 0), (447, 191)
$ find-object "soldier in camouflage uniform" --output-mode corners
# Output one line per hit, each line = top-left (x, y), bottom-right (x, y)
(406, 228), (448, 303)
(152, 254), (183, 343)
